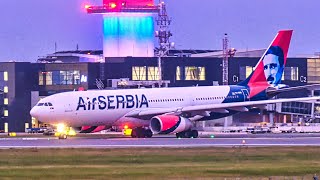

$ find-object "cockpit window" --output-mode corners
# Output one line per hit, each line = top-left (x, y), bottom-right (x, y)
(37, 102), (53, 106)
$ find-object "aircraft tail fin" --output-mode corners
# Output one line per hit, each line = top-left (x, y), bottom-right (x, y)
(238, 30), (293, 98)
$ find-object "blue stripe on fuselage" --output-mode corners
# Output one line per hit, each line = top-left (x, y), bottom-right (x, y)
(222, 85), (250, 103)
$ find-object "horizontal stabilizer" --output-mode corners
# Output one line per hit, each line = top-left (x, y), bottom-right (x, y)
(267, 84), (320, 96)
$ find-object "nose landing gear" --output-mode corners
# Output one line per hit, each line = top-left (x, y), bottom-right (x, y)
(58, 134), (68, 139)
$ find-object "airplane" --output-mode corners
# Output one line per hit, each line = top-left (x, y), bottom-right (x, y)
(30, 30), (320, 139)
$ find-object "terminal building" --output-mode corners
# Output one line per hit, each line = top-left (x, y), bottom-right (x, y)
(1, 53), (320, 132)
(1, 0), (320, 132)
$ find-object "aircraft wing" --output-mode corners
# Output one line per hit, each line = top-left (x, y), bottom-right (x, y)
(125, 96), (320, 119)
(125, 108), (179, 118)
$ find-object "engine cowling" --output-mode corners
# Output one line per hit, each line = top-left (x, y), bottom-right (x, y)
(150, 115), (193, 134)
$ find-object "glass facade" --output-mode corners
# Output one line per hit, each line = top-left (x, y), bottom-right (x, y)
(40, 71), (81, 85)
(314, 104), (320, 117)
(38, 72), (44, 85)
(239, 66), (298, 81)
(45, 72), (53, 85)
(239, 66), (253, 80)
(0, 72), (5, 90)
(147, 67), (159, 80)
(3, 72), (8, 81)
(284, 67), (299, 81)
(3, 98), (8, 105)
(307, 59), (320, 83)
(3, 110), (8, 117)
(0, 72), (4, 109)
(185, 66), (206, 81)
(282, 102), (312, 115)
(176, 66), (181, 80)
(3, 86), (8, 93)
(132, 66), (146, 80)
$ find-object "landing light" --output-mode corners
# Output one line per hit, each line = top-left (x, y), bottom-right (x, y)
(57, 123), (66, 133)
(55, 124), (76, 136)
(124, 125), (129, 129)
(84, 5), (91, 9)
(110, 3), (117, 9)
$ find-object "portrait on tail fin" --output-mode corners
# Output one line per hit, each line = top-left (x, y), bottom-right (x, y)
(263, 46), (284, 85)
(239, 30), (292, 98)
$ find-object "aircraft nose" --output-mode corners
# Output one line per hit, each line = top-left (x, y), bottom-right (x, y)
(30, 107), (38, 118)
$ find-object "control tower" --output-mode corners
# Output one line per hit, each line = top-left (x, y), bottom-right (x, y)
(86, 0), (159, 58)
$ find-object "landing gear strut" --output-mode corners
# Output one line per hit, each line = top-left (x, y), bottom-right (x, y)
(176, 130), (199, 138)
(131, 127), (153, 138)
(58, 134), (67, 139)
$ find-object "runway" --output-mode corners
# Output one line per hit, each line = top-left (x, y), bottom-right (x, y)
(1, 134), (320, 148)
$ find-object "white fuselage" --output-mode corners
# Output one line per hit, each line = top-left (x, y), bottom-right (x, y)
(30, 86), (248, 127)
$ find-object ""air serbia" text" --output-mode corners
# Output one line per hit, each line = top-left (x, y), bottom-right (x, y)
(76, 94), (149, 111)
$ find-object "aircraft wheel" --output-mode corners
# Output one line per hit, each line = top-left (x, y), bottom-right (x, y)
(131, 127), (147, 138)
(175, 133), (180, 138)
(136, 128), (145, 138)
(191, 130), (199, 138)
(184, 131), (193, 138)
(58, 134), (67, 139)
(176, 132), (184, 138)
(145, 129), (153, 138)
(131, 129), (137, 138)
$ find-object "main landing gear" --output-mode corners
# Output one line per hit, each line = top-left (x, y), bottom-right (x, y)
(58, 134), (68, 139)
(131, 127), (153, 138)
(176, 130), (199, 138)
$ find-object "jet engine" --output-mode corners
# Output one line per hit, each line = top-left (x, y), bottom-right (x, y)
(150, 115), (193, 134)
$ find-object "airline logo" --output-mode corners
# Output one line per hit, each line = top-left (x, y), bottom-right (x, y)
(76, 94), (149, 111)
(247, 30), (293, 98)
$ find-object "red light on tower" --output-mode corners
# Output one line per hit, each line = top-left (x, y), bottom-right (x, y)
(103, 0), (154, 7)
(110, 2), (117, 9)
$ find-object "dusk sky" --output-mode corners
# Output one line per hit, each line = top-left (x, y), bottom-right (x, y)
(0, 0), (319, 61)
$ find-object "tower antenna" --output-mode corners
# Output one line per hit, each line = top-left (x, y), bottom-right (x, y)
(222, 33), (229, 85)
(155, 1), (173, 87)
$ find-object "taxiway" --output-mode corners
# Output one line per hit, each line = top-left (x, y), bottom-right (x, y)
(1, 134), (320, 149)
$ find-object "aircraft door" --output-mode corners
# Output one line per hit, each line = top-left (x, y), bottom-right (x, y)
(241, 89), (250, 101)
(50, 105), (54, 113)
